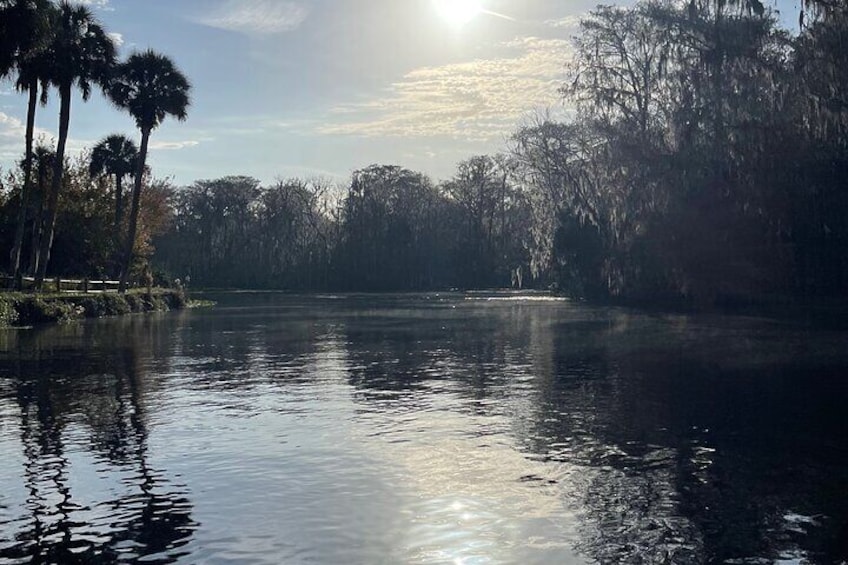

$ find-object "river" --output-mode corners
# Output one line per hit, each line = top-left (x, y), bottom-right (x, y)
(1, 292), (846, 563)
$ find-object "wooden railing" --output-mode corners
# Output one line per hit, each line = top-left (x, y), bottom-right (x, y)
(2, 275), (121, 293)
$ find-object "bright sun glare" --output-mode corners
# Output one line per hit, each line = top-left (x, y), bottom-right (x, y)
(433, 0), (483, 26)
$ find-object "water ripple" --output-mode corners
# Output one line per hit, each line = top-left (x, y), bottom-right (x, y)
(1, 292), (847, 563)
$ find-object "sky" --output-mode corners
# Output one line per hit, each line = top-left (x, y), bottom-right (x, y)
(0, 0), (804, 186)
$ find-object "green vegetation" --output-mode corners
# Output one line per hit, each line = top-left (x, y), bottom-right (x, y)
(0, 0), (190, 292)
(0, 288), (187, 328)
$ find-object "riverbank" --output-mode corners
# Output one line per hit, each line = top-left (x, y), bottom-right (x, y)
(0, 288), (189, 328)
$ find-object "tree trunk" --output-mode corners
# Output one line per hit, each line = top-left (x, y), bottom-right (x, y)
(114, 173), (124, 279)
(115, 173), (124, 231)
(28, 162), (47, 276)
(34, 84), (71, 292)
(9, 83), (38, 287)
(119, 128), (150, 293)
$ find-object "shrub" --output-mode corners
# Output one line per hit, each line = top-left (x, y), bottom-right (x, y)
(0, 297), (20, 327)
(15, 297), (80, 325)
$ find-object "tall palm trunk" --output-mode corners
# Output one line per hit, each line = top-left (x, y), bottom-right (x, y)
(115, 173), (124, 231)
(28, 171), (45, 276)
(113, 172), (125, 280)
(34, 83), (70, 291)
(9, 82), (38, 288)
(119, 127), (149, 293)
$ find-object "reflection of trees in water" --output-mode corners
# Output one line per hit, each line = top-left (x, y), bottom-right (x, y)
(3, 298), (843, 563)
(332, 300), (848, 563)
(518, 313), (848, 564)
(171, 305), (325, 401)
(0, 319), (196, 564)
(342, 300), (551, 408)
(343, 318), (438, 401)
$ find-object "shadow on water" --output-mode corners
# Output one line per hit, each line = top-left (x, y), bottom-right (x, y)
(0, 316), (197, 564)
(516, 312), (848, 564)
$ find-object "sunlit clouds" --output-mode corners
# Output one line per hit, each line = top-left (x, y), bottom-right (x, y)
(196, 0), (309, 35)
(0, 0), (592, 183)
(107, 32), (124, 47)
(0, 112), (54, 160)
(0, 112), (27, 159)
(316, 37), (573, 141)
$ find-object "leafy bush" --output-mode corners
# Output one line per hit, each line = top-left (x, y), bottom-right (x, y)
(0, 289), (189, 327)
(78, 294), (131, 317)
(14, 297), (80, 325)
(0, 297), (20, 327)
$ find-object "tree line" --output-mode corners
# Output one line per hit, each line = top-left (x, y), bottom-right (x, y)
(153, 162), (531, 291)
(0, 0), (190, 292)
(3, 0), (847, 305)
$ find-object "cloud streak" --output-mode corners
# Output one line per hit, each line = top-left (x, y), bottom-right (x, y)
(196, 0), (308, 35)
(150, 140), (200, 150)
(315, 37), (573, 141)
(545, 15), (582, 31)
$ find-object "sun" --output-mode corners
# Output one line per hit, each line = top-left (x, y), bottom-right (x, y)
(433, 0), (483, 27)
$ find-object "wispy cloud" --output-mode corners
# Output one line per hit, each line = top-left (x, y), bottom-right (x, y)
(545, 14), (583, 32)
(315, 37), (573, 141)
(196, 0), (308, 35)
(150, 140), (200, 151)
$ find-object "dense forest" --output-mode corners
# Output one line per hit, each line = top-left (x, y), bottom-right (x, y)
(2, 0), (847, 305)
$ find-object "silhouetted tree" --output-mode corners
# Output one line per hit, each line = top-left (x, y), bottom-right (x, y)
(107, 50), (190, 293)
(89, 133), (139, 233)
(34, 2), (116, 290)
(2, 0), (55, 286)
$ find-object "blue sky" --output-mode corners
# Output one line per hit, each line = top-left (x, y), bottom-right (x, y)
(0, 0), (803, 186)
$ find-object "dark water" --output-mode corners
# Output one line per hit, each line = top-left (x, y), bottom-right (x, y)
(1, 292), (847, 564)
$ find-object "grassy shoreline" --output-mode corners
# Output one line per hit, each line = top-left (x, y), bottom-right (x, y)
(0, 288), (189, 328)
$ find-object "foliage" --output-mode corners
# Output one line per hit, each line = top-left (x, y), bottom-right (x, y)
(442, 155), (530, 288)
(89, 133), (138, 233)
(0, 150), (171, 279)
(506, 0), (848, 304)
(33, 1), (116, 290)
(106, 49), (191, 292)
(0, 289), (187, 328)
(107, 50), (191, 132)
(0, 295), (19, 326)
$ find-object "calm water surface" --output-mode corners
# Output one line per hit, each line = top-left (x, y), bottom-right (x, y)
(1, 292), (847, 564)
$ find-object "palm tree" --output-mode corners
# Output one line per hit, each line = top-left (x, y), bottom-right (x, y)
(89, 134), (139, 232)
(0, 0), (40, 75)
(27, 144), (56, 276)
(1, 0), (55, 287)
(107, 50), (190, 293)
(34, 1), (116, 291)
